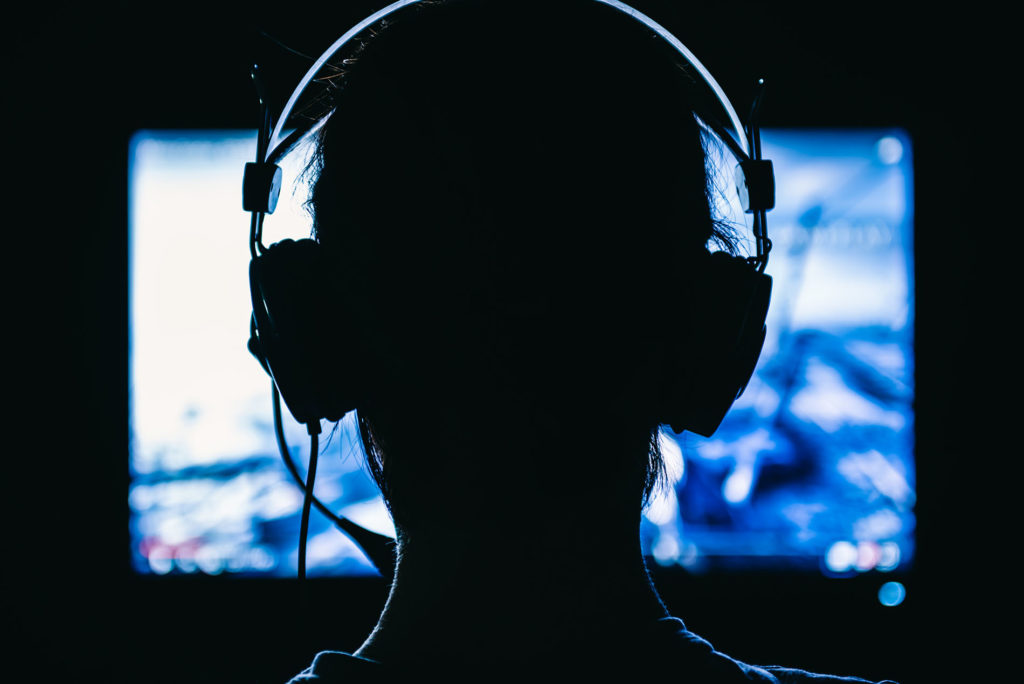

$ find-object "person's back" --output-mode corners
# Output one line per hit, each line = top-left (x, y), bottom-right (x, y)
(254, 1), (900, 680)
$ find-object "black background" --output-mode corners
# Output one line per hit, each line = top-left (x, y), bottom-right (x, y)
(6, 1), (1006, 682)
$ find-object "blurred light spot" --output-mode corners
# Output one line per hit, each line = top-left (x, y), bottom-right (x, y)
(148, 545), (173, 574)
(791, 362), (905, 433)
(175, 555), (198, 573)
(782, 502), (826, 541)
(825, 541), (858, 573)
(677, 541), (702, 570)
(196, 545), (226, 575)
(844, 341), (906, 380)
(157, 512), (198, 546)
(723, 464), (754, 504)
(854, 511), (903, 543)
(226, 546), (277, 573)
(708, 428), (774, 504)
(249, 546), (277, 571)
(751, 382), (781, 418)
(877, 542), (901, 571)
(261, 480), (304, 519)
(652, 533), (681, 566)
(856, 541), (881, 572)
(129, 484), (154, 511)
(876, 136), (903, 165)
(839, 450), (915, 509)
(878, 581), (905, 606)
(645, 485), (679, 525)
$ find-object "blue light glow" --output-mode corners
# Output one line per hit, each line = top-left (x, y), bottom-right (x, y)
(128, 128), (915, 577)
(878, 581), (906, 607)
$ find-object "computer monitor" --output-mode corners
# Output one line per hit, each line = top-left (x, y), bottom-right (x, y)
(128, 127), (914, 579)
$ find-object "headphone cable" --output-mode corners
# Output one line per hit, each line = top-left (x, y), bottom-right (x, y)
(298, 427), (319, 581)
(271, 385), (397, 579)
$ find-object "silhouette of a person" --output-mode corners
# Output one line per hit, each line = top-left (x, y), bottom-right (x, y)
(280, 1), (899, 681)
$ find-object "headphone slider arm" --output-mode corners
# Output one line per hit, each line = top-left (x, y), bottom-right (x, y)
(243, 162), (283, 214)
(734, 159), (775, 214)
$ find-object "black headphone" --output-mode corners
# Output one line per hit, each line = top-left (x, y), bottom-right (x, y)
(242, 0), (774, 578)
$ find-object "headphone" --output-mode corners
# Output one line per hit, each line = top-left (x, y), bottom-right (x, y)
(242, 0), (774, 578)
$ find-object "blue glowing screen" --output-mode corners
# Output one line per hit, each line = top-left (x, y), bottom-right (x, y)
(128, 129), (914, 577)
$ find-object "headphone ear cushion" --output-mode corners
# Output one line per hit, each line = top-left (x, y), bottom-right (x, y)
(249, 239), (357, 425)
(662, 252), (772, 437)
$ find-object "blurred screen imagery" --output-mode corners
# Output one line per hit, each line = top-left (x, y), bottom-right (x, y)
(129, 128), (914, 578)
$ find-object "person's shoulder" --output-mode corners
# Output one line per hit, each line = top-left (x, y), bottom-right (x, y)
(285, 650), (384, 683)
(760, 666), (899, 684)
(651, 617), (898, 684)
(285, 652), (493, 684)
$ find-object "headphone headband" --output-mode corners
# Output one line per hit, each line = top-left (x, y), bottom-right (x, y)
(262, 0), (753, 167)
(243, 0), (777, 578)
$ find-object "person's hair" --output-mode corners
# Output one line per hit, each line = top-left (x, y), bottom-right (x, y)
(305, 0), (737, 529)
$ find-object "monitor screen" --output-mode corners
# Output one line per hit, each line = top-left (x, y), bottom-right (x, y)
(128, 128), (915, 578)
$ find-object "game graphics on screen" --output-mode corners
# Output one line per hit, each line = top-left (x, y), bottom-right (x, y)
(129, 128), (914, 581)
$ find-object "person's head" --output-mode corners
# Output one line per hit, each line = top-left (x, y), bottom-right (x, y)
(306, 0), (736, 540)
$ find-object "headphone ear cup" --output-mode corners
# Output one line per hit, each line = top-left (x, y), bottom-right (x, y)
(249, 239), (357, 425)
(662, 251), (772, 437)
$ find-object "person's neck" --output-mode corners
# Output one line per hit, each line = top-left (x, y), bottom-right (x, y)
(354, 512), (670, 666)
